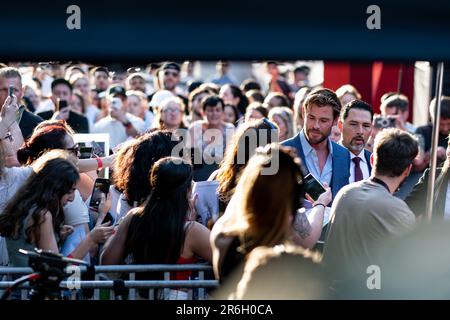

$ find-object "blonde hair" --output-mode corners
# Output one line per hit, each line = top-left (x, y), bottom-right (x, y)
(221, 144), (303, 255)
(268, 107), (295, 139)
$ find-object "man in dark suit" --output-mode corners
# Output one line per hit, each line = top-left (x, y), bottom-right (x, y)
(406, 135), (450, 219)
(282, 88), (350, 200)
(37, 78), (89, 133)
(337, 99), (373, 183)
(0, 67), (43, 140)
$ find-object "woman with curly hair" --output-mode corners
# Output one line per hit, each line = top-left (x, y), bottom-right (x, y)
(113, 130), (180, 222)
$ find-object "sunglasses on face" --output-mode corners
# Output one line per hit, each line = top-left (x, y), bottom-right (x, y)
(66, 144), (80, 155)
(164, 71), (179, 77)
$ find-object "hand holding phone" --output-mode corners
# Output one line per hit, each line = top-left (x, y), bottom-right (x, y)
(89, 178), (111, 212)
(56, 99), (69, 112)
(303, 173), (327, 202)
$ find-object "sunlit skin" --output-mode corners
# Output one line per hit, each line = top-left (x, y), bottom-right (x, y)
(440, 118), (450, 136)
(191, 93), (208, 117)
(127, 95), (145, 120)
(129, 77), (146, 93)
(330, 125), (341, 143)
(74, 77), (90, 97)
(161, 101), (183, 129)
(223, 105), (237, 124)
(302, 104), (336, 146)
(61, 187), (76, 207)
(272, 114), (288, 141)
(72, 95), (84, 114)
(94, 71), (109, 91)
(205, 103), (225, 127)
(159, 70), (179, 92)
(51, 84), (72, 106)
(219, 85), (239, 106)
(0, 76), (23, 108)
(338, 108), (372, 156)
(302, 104), (336, 172)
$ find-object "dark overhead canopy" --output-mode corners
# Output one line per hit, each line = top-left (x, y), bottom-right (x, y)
(2, 0), (450, 63)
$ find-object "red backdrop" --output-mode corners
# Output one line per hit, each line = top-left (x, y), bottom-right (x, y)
(323, 62), (414, 121)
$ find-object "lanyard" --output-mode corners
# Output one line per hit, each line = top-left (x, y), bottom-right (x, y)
(370, 177), (391, 193)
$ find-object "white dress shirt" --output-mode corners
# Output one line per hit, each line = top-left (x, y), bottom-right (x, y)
(349, 149), (370, 183)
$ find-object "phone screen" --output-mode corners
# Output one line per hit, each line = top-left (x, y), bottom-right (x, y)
(89, 178), (111, 210)
(303, 173), (326, 201)
(79, 146), (93, 159)
(8, 85), (14, 97)
(57, 100), (69, 112)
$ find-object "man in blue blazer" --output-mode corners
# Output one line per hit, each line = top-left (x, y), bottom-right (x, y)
(282, 88), (350, 200)
(337, 99), (374, 183)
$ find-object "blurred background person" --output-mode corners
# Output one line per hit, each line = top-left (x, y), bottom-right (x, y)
(211, 61), (236, 86)
(154, 96), (187, 131)
(92, 85), (145, 148)
(380, 93), (416, 133)
(186, 87), (211, 125)
(245, 89), (265, 104)
(126, 90), (154, 132)
(266, 61), (292, 103)
(293, 87), (313, 131)
(268, 107), (295, 142)
(289, 65), (311, 93)
(263, 92), (290, 111)
(244, 102), (268, 122)
(189, 95), (235, 181)
(219, 84), (249, 118)
(336, 84), (362, 107)
(223, 104), (239, 126)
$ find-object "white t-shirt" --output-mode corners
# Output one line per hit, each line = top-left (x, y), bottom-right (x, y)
(0, 167), (31, 266)
(0, 166), (33, 213)
(116, 193), (136, 223)
(92, 113), (146, 148)
(63, 189), (90, 226)
(85, 104), (100, 132)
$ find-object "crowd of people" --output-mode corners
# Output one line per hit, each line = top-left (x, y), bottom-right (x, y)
(0, 60), (449, 299)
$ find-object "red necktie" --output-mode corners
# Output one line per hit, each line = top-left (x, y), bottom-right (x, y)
(353, 157), (363, 182)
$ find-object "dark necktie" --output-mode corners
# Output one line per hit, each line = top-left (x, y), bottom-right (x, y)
(353, 157), (363, 182)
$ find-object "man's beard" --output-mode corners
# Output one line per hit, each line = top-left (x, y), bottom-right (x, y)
(348, 136), (366, 153)
(306, 129), (328, 145)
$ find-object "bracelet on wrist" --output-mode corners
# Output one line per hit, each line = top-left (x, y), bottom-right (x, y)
(95, 155), (103, 170)
(313, 203), (326, 208)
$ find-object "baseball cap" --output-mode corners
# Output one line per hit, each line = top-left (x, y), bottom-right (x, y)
(108, 85), (127, 98)
(160, 62), (181, 73)
(149, 90), (175, 107)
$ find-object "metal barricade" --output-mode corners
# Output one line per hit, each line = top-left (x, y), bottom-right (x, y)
(0, 264), (219, 300)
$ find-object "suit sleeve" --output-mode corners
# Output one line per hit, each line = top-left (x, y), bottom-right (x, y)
(405, 169), (430, 217)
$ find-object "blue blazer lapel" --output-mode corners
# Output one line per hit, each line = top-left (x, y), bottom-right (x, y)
(364, 149), (372, 173)
(330, 142), (351, 198)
